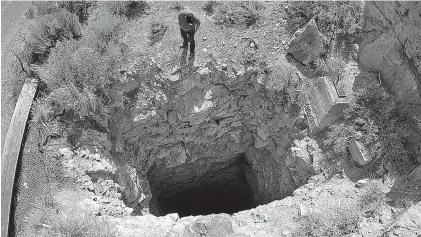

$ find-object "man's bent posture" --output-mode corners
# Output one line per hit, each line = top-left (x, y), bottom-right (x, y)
(178, 11), (200, 56)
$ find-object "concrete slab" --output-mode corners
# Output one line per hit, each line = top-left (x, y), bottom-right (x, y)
(305, 77), (349, 132)
(349, 138), (370, 166)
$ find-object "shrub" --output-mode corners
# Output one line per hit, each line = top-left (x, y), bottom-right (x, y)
(213, 1), (263, 27)
(31, 98), (63, 145)
(31, 1), (93, 20)
(31, 1), (61, 16)
(82, 11), (126, 52)
(19, 9), (81, 67)
(5, 7), (82, 104)
(285, 1), (365, 45)
(25, 5), (36, 19)
(359, 180), (386, 215)
(202, 1), (218, 16)
(314, 54), (347, 84)
(34, 11), (130, 143)
(104, 1), (149, 18)
(295, 200), (360, 236)
(38, 40), (128, 130)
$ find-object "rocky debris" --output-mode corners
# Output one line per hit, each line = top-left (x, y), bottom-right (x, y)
(115, 164), (145, 210)
(149, 23), (168, 46)
(359, 1), (421, 104)
(388, 164), (421, 206)
(387, 202), (421, 237)
(96, 196), (134, 217)
(111, 213), (181, 237)
(60, 147), (137, 217)
(335, 61), (360, 97)
(286, 137), (323, 186)
(108, 177), (368, 237)
(287, 17), (327, 65)
(349, 138), (370, 166)
(355, 178), (369, 188)
(359, 218), (384, 237)
(58, 147), (74, 159)
(78, 198), (101, 215)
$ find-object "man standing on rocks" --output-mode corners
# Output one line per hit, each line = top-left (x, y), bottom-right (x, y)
(178, 10), (200, 57)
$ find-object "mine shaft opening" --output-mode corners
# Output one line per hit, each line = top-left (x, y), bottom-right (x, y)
(147, 153), (258, 217)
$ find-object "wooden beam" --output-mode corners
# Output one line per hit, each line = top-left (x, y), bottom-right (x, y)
(1, 78), (38, 237)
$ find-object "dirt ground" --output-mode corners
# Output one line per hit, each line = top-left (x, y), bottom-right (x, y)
(122, 2), (292, 74)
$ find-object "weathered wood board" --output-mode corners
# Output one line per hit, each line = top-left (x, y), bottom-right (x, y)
(1, 78), (38, 237)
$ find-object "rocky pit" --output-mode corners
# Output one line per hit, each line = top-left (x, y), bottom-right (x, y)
(110, 57), (317, 217)
(147, 153), (258, 217)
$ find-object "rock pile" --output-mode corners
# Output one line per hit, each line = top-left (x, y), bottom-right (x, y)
(59, 147), (134, 217)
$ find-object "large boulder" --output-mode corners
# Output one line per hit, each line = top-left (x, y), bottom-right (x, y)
(115, 164), (145, 209)
(388, 202), (421, 237)
(359, 1), (421, 104)
(286, 138), (323, 186)
(287, 18), (328, 65)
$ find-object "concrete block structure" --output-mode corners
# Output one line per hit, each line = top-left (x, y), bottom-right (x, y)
(348, 138), (370, 166)
(305, 77), (349, 133)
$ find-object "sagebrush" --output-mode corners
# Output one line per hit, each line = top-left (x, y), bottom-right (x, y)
(295, 200), (360, 236)
(213, 1), (263, 27)
(32, 9), (130, 147)
(285, 1), (365, 46)
(104, 1), (149, 19)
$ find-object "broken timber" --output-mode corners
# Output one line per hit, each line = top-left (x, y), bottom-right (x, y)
(1, 78), (39, 237)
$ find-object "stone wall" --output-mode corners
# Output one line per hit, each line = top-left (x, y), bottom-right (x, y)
(359, 1), (421, 104)
(113, 58), (317, 213)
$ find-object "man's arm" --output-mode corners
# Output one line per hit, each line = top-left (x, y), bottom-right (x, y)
(178, 12), (186, 24)
(194, 17), (201, 32)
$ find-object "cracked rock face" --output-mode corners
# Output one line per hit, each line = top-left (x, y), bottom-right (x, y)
(115, 57), (316, 215)
(359, 1), (421, 104)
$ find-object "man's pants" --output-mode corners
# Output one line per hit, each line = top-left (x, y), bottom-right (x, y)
(180, 28), (195, 53)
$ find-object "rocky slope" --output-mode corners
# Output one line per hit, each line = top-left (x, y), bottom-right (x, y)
(359, 1), (421, 104)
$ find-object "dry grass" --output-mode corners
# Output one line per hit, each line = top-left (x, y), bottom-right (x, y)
(19, 206), (117, 237)
(295, 200), (361, 237)
(359, 180), (386, 215)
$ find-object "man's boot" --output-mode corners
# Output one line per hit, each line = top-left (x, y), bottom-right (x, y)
(180, 41), (188, 49)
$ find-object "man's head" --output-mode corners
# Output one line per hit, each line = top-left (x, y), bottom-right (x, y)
(186, 12), (194, 24)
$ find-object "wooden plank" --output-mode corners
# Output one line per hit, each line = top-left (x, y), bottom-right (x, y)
(1, 78), (38, 237)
